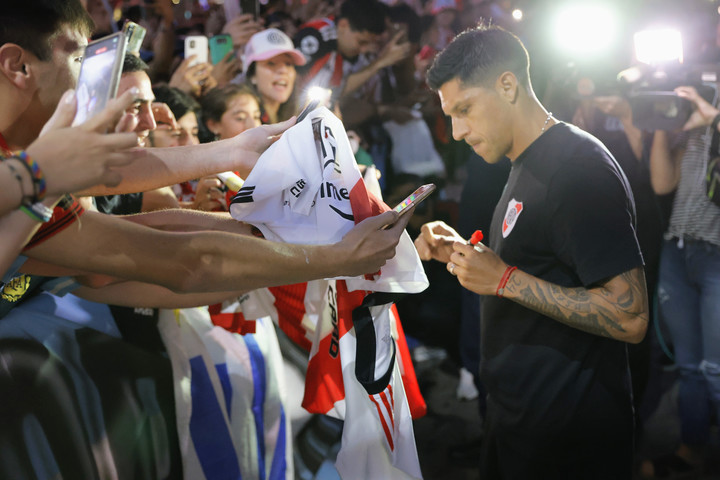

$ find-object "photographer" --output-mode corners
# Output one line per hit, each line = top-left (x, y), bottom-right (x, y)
(647, 84), (720, 475)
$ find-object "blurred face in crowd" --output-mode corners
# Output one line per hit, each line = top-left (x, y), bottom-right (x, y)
(151, 111), (199, 147)
(117, 70), (156, 147)
(438, 76), (513, 164)
(336, 19), (378, 58)
(29, 26), (87, 124)
(252, 53), (297, 108)
(207, 93), (261, 140)
(437, 10), (457, 29)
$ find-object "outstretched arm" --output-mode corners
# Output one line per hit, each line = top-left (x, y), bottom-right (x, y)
(23, 208), (410, 294)
(78, 118), (296, 196)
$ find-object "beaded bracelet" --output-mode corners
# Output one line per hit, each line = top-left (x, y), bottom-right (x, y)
(12, 151), (46, 202)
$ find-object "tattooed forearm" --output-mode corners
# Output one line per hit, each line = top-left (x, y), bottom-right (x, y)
(504, 267), (649, 343)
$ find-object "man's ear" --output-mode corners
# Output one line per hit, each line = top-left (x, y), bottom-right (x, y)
(0, 43), (33, 89)
(496, 71), (518, 104)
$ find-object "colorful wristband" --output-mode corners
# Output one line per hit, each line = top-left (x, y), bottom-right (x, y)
(12, 151), (46, 202)
(496, 266), (517, 298)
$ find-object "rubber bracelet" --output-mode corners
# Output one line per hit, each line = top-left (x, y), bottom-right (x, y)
(20, 202), (53, 223)
(496, 266), (517, 298)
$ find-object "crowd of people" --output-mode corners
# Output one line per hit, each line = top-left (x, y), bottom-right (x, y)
(2, 0), (720, 479)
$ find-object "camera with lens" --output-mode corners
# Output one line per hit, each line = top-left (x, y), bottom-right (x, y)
(618, 62), (719, 131)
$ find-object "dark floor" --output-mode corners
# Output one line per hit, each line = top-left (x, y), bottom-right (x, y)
(287, 345), (720, 480)
(412, 356), (720, 480)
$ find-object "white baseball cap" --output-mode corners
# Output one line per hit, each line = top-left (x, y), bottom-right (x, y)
(243, 28), (307, 74)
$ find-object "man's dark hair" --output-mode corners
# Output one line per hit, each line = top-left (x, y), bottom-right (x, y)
(427, 24), (531, 91)
(0, 0), (93, 61)
(339, 0), (387, 35)
(122, 53), (150, 74)
(153, 85), (200, 120)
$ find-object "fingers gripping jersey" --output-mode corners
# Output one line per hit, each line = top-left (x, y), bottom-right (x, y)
(229, 108), (427, 479)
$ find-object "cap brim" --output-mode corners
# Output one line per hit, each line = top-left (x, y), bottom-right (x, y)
(246, 49), (307, 68)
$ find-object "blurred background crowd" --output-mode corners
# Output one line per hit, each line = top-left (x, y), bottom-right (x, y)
(7, 0), (720, 478)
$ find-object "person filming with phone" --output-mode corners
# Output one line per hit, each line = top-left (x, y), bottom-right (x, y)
(414, 25), (649, 478)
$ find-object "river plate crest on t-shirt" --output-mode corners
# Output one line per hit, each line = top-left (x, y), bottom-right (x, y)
(502, 199), (523, 238)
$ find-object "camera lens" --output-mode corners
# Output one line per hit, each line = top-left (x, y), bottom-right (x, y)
(190, 40), (196, 48)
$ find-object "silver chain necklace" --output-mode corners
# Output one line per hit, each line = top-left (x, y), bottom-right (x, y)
(540, 112), (553, 133)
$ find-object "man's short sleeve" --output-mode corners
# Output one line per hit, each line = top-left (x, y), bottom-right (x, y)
(23, 195), (84, 250)
(547, 155), (643, 287)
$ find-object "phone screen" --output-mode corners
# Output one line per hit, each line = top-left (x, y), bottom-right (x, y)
(73, 32), (126, 126)
(394, 183), (436, 216)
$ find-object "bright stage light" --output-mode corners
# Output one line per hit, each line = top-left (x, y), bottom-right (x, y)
(633, 29), (683, 65)
(512, 9), (523, 21)
(552, 4), (618, 57)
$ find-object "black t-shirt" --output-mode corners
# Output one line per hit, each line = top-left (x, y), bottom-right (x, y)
(481, 122), (644, 459)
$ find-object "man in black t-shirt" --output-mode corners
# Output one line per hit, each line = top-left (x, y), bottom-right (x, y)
(415, 25), (649, 478)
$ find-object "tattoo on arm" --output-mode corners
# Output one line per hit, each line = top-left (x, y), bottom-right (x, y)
(506, 268), (648, 341)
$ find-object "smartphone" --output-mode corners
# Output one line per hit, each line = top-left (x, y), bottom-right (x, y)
(297, 99), (320, 123)
(210, 34), (233, 65)
(123, 20), (147, 56)
(240, 0), (259, 20)
(73, 31), (127, 126)
(383, 183), (436, 229)
(393, 183), (435, 217)
(392, 23), (409, 44)
(185, 35), (209, 66)
(223, 0), (242, 21)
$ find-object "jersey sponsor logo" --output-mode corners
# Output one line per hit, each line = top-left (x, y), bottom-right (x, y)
(329, 204), (354, 221)
(233, 185), (256, 204)
(319, 181), (349, 201)
(502, 199), (523, 238)
(300, 35), (319, 56)
(290, 179), (307, 198)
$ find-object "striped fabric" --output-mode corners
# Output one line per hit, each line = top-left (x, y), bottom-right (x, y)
(158, 308), (292, 480)
(668, 126), (720, 246)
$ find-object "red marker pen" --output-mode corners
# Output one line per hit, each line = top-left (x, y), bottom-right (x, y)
(469, 230), (484, 252)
